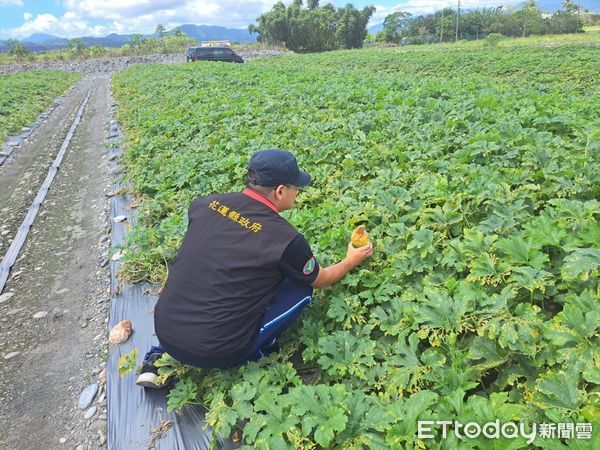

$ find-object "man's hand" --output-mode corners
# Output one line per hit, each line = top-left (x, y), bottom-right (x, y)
(346, 242), (373, 269)
(311, 241), (374, 289)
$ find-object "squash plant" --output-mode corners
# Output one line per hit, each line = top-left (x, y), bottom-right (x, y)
(113, 43), (599, 447)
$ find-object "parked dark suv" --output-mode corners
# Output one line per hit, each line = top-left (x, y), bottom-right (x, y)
(186, 46), (244, 63)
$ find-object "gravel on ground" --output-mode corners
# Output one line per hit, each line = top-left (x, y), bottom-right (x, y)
(0, 50), (287, 75)
(0, 47), (287, 449)
(0, 74), (113, 449)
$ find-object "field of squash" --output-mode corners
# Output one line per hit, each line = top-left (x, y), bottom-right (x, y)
(113, 43), (599, 448)
(0, 70), (80, 142)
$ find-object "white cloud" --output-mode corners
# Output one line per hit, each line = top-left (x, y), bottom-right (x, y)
(18, 13), (59, 34)
(63, 0), (189, 21)
(61, 0), (275, 27)
(4, 12), (112, 39)
(3, 0), (278, 38)
(0, 0), (23, 6)
(1, 0), (530, 39)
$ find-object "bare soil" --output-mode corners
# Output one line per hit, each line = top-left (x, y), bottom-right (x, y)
(0, 75), (113, 449)
(0, 50), (286, 75)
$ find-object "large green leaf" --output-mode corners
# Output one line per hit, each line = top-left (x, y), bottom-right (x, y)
(167, 377), (198, 413)
(561, 248), (600, 280)
(496, 236), (549, 269)
(289, 385), (348, 447)
(412, 288), (471, 331)
(535, 371), (582, 410)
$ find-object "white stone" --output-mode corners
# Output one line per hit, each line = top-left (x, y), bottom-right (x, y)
(111, 250), (124, 261)
(0, 292), (14, 303)
(78, 384), (98, 409)
(84, 406), (97, 419)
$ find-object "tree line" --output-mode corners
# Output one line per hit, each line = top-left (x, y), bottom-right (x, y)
(4, 0), (595, 62)
(377, 1), (589, 45)
(250, 0), (594, 51)
(249, 0), (375, 52)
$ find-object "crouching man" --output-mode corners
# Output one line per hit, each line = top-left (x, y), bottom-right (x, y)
(137, 149), (373, 388)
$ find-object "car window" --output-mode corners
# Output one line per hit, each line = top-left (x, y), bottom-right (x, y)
(189, 47), (238, 59)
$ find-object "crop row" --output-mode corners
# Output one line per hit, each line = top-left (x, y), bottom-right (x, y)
(0, 70), (80, 142)
(113, 44), (599, 448)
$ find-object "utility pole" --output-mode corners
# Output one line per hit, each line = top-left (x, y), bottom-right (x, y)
(440, 7), (444, 43)
(455, 0), (460, 42)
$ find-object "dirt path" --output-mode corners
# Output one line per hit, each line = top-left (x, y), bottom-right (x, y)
(0, 74), (113, 449)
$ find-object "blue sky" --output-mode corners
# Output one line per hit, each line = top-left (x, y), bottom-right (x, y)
(0, 0), (573, 39)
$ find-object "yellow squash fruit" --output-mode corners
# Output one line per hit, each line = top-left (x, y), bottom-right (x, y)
(351, 225), (370, 248)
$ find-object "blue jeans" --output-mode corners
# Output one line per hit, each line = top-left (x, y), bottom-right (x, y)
(144, 277), (313, 367)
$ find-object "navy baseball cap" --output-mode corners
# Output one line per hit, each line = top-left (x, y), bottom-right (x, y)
(247, 149), (311, 188)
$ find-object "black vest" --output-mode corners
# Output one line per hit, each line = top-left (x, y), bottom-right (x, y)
(154, 191), (299, 361)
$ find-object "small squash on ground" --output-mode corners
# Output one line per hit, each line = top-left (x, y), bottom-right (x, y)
(109, 319), (133, 344)
(351, 225), (370, 248)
